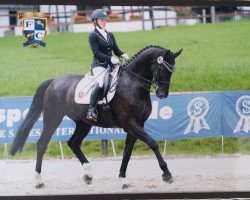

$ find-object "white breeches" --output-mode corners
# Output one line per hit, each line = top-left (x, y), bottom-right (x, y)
(92, 67), (107, 88)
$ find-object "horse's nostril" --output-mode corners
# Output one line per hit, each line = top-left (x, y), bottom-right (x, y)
(159, 95), (164, 99)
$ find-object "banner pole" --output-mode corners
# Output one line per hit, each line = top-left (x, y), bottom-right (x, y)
(4, 143), (8, 159)
(221, 135), (224, 156)
(163, 140), (167, 156)
(59, 141), (64, 159)
(111, 140), (117, 157)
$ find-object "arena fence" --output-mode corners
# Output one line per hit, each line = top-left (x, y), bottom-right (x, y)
(0, 91), (249, 158)
(1, 9), (250, 36)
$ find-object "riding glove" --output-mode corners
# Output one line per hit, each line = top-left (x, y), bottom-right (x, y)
(111, 57), (119, 64)
(121, 53), (129, 60)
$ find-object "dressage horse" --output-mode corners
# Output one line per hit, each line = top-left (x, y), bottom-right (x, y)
(10, 45), (183, 188)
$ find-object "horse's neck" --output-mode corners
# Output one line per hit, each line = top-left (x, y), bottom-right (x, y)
(126, 52), (154, 81)
(119, 47), (164, 92)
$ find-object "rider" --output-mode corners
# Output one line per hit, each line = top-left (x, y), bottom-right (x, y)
(86, 8), (129, 122)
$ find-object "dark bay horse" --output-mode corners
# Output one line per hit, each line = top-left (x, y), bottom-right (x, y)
(10, 45), (183, 189)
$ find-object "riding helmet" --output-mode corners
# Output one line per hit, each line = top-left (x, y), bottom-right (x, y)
(90, 9), (108, 20)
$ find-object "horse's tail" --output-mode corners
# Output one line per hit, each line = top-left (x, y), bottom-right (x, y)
(9, 79), (54, 156)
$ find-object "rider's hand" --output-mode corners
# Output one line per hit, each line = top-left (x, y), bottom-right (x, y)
(121, 53), (129, 60)
(111, 57), (119, 64)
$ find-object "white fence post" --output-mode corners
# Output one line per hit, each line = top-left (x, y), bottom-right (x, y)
(221, 135), (224, 156)
(141, 6), (145, 30)
(163, 140), (167, 156)
(4, 143), (8, 159)
(69, 10), (75, 32)
(111, 140), (117, 157)
(202, 9), (206, 23)
(59, 141), (64, 159)
(211, 6), (216, 23)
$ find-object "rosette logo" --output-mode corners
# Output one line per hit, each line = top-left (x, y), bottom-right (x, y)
(184, 97), (210, 135)
(234, 95), (250, 133)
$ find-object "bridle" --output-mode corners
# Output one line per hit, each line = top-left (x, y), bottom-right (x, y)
(156, 55), (175, 73)
(154, 55), (175, 85)
(121, 53), (175, 91)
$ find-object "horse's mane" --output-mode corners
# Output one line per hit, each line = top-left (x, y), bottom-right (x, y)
(122, 45), (166, 68)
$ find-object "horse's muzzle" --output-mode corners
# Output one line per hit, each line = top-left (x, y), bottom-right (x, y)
(158, 94), (165, 99)
(156, 89), (168, 99)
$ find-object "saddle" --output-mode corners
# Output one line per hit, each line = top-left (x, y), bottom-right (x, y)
(74, 65), (120, 104)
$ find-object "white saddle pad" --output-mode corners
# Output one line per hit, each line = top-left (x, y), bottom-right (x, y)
(74, 66), (120, 104)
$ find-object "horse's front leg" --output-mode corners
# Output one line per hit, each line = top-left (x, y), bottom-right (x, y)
(125, 121), (173, 183)
(119, 134), (137, 189)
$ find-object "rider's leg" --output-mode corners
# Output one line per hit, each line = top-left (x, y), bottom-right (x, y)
(86, 67), (105, 122)
(86, 83), (101, 122)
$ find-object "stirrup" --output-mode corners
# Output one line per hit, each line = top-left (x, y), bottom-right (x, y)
(86, 108), (98, 122)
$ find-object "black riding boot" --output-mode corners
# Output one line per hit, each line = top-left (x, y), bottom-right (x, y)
(86, 84), (101, 122)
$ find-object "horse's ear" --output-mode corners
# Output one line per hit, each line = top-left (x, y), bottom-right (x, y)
(173, 48), (183, 58)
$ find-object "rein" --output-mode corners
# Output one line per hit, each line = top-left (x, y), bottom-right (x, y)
(120, 65), (155, 91)
(120, 55), (174, 91)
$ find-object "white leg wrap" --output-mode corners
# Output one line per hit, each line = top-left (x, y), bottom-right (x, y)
(83, 163), (93, 178)
(82, 163), (93, 185)
(35, 172), (43, 186)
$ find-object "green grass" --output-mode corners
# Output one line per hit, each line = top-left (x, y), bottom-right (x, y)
(0, 20), (249, 96)
(0, 20), (250, 159)
(1, 137), (250, 159)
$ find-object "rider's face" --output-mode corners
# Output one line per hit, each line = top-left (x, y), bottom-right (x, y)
(97, 19), (107, 29)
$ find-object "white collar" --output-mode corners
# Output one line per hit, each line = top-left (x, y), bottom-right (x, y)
(96, 27), (107, 40)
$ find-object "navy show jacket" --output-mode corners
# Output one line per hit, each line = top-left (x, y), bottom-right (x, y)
(89, 28), (124, 68)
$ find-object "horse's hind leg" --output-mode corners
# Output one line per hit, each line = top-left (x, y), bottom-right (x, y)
(67, 121), (93, 184)
(35, 108), (64, 189)
(119, 134), (137, 189)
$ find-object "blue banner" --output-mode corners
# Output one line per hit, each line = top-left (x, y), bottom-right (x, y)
(0, 91), (249, 144)
(0, 97), (127, 144)
(146, 92), (222, 140)
(222, 91), (250, 137)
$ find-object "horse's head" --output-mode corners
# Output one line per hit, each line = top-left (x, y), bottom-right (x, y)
(152, 48), (183, 99)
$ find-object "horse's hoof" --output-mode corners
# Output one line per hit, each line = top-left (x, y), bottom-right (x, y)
(122, 183), (132, 189)
(83, 174), (93, 185)
(162, 173), (173, 183)
(119, 177), (132, 189)
(36, 183), (45, 189)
